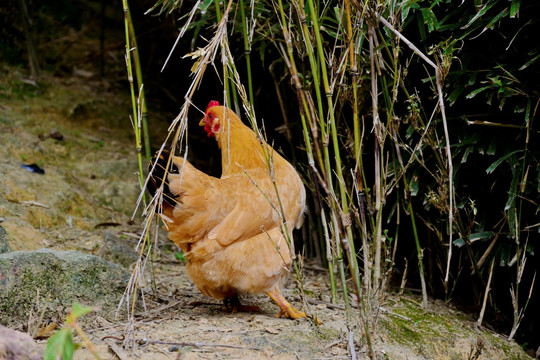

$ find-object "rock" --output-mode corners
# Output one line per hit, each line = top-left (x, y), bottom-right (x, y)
(97, 232), (138, 268)
(0, 226), (10, 254)
(0, 249), (130, 329)
(0, 326), (43, 360)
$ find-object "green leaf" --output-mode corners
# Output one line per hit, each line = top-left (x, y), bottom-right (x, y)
(421, 8), (439, 32)
(485, 8), (509, 30)
(487, 137), (497, 155)
(507, 205), (516, 238)
(44, 329), (74, 360)
(470, 231), (496, 242)
(448, 84), (465, 106)
(410, 175), (419, 197)
(175, 251), (187, 264)
(510, 0), (521, 18)
(537, 167), (540, 193)
(519, 53), (540, 70)
(466, 86), (491, 99)
(461, 1), (497, 30)
(461, 145), (474, 163)
(71, 302), (93, 319)
(505, 165), (520, 211)
(416, 11), (426, 41)
(453, 238), (465, 247)
(486, 150), (522, 174)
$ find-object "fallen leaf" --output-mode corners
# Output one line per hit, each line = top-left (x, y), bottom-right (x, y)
(34, 322), (56, 340)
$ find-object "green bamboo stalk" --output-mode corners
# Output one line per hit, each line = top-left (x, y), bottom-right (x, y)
(321, 208), (338, 303)
(305, 0), (362, 302)
(286, 0), (350, 307)
(239, 0), (254, 106)
(275, 2), (318, 171)
(295, 0), (333, 183)
(344, 0), (360, 159)
(214, 0), (234, 110)
(122, 0), (146, 205)
(275, 0), (345, 306)
(126, 5), (151, 160)
(407, 195), (428, 309)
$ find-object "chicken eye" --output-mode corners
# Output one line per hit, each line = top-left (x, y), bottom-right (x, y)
(208, 113), (215, 121)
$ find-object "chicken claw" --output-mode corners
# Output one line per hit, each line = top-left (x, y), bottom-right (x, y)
(266, 289), (306, 319)
(224, 295), (261, 314)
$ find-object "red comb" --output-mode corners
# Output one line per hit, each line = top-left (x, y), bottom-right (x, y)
(206, 100), (220, 112)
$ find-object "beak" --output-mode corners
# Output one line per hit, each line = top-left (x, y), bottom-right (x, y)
(199, 117), (205, 126)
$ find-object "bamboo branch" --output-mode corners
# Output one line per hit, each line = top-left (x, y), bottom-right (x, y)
(374, 10), (454, 291)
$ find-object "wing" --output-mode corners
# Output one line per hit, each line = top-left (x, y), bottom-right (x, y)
(165, 158), (282, 247)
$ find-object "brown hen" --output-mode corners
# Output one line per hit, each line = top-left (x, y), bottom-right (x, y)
(149, 101), (306, 319)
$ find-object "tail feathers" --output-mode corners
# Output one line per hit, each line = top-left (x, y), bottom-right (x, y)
(148, 150), (180, 206)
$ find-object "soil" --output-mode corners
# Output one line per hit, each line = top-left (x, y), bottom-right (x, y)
(0, 68), (532, 359)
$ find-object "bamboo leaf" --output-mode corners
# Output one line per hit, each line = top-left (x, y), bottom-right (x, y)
(510, 0), (521, 18)
(507, 205), (516, 238)
(537, 167), (540, 193)
(466, 85), (492, 99)
(519, 52), (540, 70)
(470, 231), (496, 242)
(505, 165), (521, 211)
(487, 137), (497, 155)
(485, 8), (509, 30)
(421, 8), (439, 32)
(461, 145), (474, 163)
(486, 150), (522, 174)
(454, 231), (496, 247)
(448, 84), (465, 106)
(461, 1), (497, 30)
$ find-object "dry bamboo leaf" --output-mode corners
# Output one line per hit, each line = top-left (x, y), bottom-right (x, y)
(34, 322), (56, 339)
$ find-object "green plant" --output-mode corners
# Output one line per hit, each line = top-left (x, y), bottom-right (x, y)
(44, 302), (99, 360)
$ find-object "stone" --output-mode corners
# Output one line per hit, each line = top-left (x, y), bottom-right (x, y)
(0, 249), (130, 329)
(0, 225), (10, 254)
(0, 325), (43, 360)
(97, 232), (139, 268)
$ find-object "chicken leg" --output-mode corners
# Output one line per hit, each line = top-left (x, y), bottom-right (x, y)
(266, 288), (306, 319)
(224, 294), (261, 313)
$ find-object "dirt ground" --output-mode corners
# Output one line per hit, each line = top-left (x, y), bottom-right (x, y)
(0, 68), (532, 359)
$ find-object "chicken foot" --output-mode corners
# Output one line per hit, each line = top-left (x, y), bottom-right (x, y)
(223, 294), (261, 313)
(266, 288), (306, 319)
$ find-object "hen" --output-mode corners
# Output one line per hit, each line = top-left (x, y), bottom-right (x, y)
(148, 101), (306, 319)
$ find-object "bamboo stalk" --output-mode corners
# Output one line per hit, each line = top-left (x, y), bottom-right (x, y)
(305, 0), (362, 305)
(239, 0), (254, 106)
(122, 0), (146, 206)
(126, 5), (151, 160)
(408, 197), (428, 309)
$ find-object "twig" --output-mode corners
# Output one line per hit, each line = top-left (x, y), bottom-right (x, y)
(379, 306), (412, 321)
(134, 300), (181, 317)
(476, 259), (494, 327)
(348, 330), (357, 360)
(140, 339), (260, 351)
(323, 339), (342, 351)
(103, 339), (130, 360)
(20, 200), (50, 208)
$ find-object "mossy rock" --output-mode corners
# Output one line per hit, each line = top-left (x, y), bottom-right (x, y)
(97, 232), (139, 268)
(0, 226), (10, 254)
(0, 249), (131, 329)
